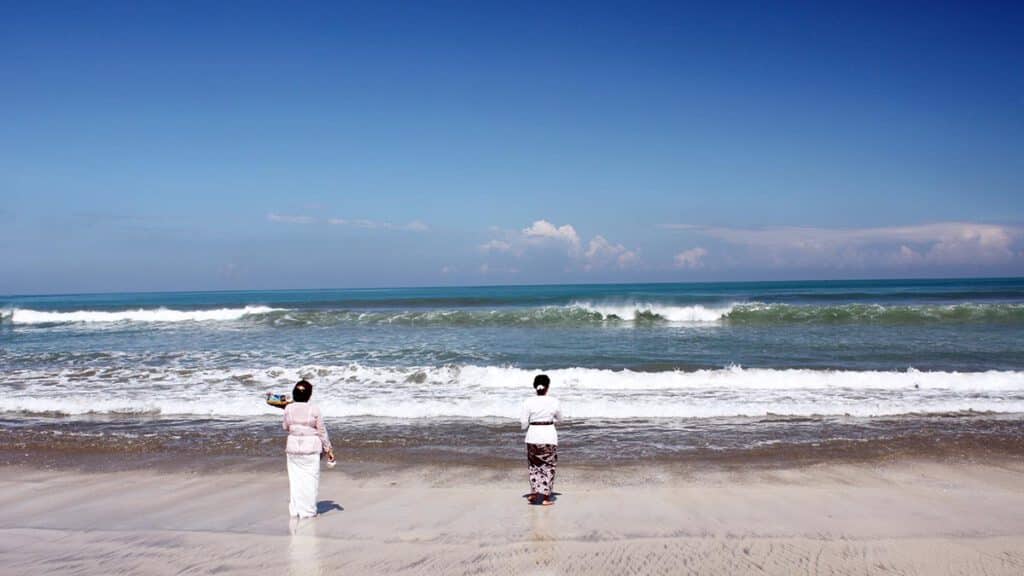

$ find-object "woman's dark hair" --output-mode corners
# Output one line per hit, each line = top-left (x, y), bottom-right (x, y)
(292, 380), (313, 403)
(533, 374), (550, 396)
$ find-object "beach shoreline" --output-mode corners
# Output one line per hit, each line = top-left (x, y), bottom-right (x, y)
(3, 455), (1024, 575)
(4, 279), (1024, 573)
(4, 411), (1024, 474)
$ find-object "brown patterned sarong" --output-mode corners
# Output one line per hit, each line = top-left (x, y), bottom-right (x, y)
(527, 443), (557, 496)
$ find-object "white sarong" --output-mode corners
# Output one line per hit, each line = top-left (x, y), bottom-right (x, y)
(287, 453), (320, 518)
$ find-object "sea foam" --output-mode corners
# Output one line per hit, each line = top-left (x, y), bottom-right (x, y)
(8, 305), (282, 324)
(7, 302), (1024, 327)
(569, 301), (734, 322)
(4, 364), (1024, 419)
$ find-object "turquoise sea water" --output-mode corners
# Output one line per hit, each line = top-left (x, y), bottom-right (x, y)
(2, 278), (1023, 461)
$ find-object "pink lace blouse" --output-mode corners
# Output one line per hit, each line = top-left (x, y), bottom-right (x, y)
(282, 402), (332, 455)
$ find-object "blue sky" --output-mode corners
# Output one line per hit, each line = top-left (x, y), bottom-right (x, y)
(1, 1), (1022, 294)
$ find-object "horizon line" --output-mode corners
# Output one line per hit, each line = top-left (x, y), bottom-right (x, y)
(2, 274), (1023, 300)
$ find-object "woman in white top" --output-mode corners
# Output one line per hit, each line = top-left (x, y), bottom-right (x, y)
(282, 379), (335, 518)
(520, 374), (562, 506)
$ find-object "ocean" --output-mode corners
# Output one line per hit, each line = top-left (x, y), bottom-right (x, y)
(2, 278), (1023, 465)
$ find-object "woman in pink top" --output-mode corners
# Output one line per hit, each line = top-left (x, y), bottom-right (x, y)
(282, 379), (335, 518)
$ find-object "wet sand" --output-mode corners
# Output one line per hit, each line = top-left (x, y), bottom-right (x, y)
(5, 412), (1024, 470)
(2, 457), (1024, 575)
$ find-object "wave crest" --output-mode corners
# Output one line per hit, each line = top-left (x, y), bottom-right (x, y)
(6, 302), (1024, 327)
(725, 302), (1024, 325)
(569, 302), (731, 322)
(7, 306), (281, 324)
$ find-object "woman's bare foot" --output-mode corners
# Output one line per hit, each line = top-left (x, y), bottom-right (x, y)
(541, 498), (555, 506)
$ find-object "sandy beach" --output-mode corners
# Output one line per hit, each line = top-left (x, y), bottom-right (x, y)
(4, 0), (1023, 571)
(2, 456), (1024, 575)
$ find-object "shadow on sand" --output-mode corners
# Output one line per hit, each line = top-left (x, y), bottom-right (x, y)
(316, 500), (344, 515)
(521, 492), (562, 505)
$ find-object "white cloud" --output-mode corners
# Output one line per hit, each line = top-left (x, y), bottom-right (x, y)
(585, 235), (639, 270)
(481, 219), (639, 272)
(522, 220), (581, 254)
(267, 213), (315, 224)
(479, 239), (513, 253)
(664, 222), (1022, 270)
(673, 247), (708, 269)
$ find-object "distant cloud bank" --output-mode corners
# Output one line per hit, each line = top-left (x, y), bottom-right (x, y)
(267, 213), (1021, 280)
(267, 213), (315, 224)
(673, 247), (708, 269)
(267, 213), (428, 232)
(328, 218), (429, 232)
(663, 222), (1023, 272)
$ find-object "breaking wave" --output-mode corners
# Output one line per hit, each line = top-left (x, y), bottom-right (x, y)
(5, 302), (1024, 327)
(6, 306), (281, 324)
(3, 364), (1024, 419)
(259, 302), (1024, 326)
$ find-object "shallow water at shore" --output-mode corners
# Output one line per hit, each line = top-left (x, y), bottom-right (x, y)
(4, 412), (1023, 472)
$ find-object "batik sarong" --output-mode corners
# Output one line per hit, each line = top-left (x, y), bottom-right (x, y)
(527, 443), (558, 496)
